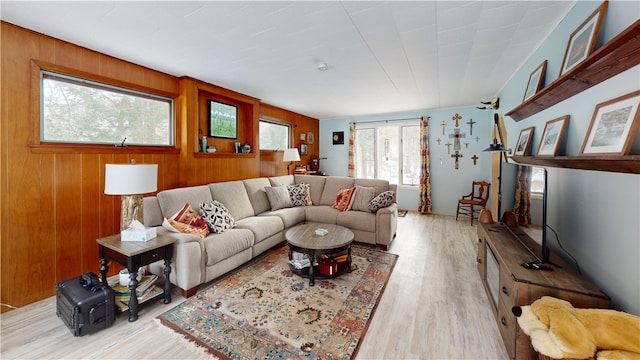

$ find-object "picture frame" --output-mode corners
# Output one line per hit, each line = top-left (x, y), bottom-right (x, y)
(523, 60), (547, 102)
(332, 131), (344, 145)
(299, 132), (306, 141)
(208, 100), (237, 139)
(307, 132), (314, 144)
(299, 143), (308, 156)
(514, 127), (535, 156)
(559, 1), (607, 76)
(537, 115), (570, 157)
(580, 90), (640, 156)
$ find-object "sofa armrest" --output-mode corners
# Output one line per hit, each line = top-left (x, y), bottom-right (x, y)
(375, 203), (398, 249)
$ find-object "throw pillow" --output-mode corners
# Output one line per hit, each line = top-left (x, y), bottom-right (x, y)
(162, 203), (210, 238)
(332, 187), (357, 212)
(199, 200), (236, 234)
(265, 185), (293, 210)
(351, 185), (376, 212)
(368, 190), (395, 212)
(288, 183), (312, 207)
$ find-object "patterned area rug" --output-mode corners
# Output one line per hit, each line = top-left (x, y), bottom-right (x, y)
(157, 245), (398, 359)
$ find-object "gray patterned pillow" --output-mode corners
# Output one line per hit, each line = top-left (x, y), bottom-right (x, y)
(368, 190), (395, 212)
(351, 185), (376, 212)
(265, 185), (293, 210)
(200, 200), (236, 234)
(288, 183), (312, 207)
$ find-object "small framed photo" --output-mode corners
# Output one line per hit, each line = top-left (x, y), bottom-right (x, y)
(514, 127), (535, 156)
(537, 115), (570, 157)
(299, 132), (306, 141)
(523, 60), (547, 102)
(580, 90), (640, 156)
(299, 143), (308, 156)
(559, 2), (607, 76)
(332, 131), (344, 145)
(307, 132), (314, 144)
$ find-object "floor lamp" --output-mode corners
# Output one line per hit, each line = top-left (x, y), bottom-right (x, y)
(283, 148), (300, 175)
(483, 113), (509, 220)
(104, 161), (158, 231)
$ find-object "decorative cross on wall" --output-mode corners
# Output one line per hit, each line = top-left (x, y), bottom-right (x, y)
(465, 142), (469, 149)
(475, 136), (480, 143)
(444, 142), (452, 154)
(466, 118), (476, 135)
(451, 151), (463, 169)
(436, 138), (442, 145)
(452, 113), (462, 127)
(448, 128), (466, 150)
(440, 121), (447, 135)
(471, 154), (479, 165)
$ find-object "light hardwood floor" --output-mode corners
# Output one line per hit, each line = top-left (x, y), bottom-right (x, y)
(1, 213), (508, 359)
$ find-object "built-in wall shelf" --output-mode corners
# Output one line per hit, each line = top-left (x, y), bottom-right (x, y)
(511, 155), (640, 174)
(193, 152), (256, 159)
(506, 19), (640, 122)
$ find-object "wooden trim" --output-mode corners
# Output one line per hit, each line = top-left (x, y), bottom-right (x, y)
(29, 143), (180, 155)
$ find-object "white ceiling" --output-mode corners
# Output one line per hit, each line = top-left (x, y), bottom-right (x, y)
(1, 1), (574, 120)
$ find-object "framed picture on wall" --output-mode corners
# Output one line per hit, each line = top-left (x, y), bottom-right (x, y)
(299, 143), (308, 156)
(332, 131), (344, 145)
(208, 100), (237, 138)
(299, 132), (306, 141)
(537, 115), (570, 157)
(514, 127), (535, 156)
(523, 60), (547, 102)
(559, 1), (607, 76)
(580, 90), (640, 156)
(307, 132), (314, 144)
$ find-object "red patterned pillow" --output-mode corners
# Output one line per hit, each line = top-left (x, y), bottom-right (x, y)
(162, 203), (210, 238)
(331, 187), (357, 212)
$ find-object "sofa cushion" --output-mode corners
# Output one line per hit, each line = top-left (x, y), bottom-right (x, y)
(200, 200), (236, 233)
(157, 185), (213, 218)
(209, 181), (255, 221)
(304, 205), (339, 224)
(320, 176), (355, 205)
(351, 185), (376, 212)
(294, 175), (326, 205)
(369, 190), (395, 212)
(288, 183), (312, 207)
(265, 185), (292, 210)
(162, 203), (210, 238)
(259, 207), (305, 229)
(242, 177), (272, 215)
(202, 229), (254, 266)
(331, 187), (357, 211)
(235, 216), (284, 244)
(336, 210), (376, 233)
(269, 175), (294, 187)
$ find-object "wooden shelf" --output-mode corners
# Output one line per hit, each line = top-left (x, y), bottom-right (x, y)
(511, 155), (640, 174)
(506, 20), (640, 121)
(193, 152), (256, 158)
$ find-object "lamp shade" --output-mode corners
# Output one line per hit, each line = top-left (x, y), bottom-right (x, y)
(283, 148), (300, 162)
(104, 164), (158, 195)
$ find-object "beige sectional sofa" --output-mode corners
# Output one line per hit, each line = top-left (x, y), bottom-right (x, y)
(143, 175), (398, 298)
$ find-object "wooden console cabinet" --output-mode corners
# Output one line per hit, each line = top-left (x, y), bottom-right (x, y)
(477, 223), (610, 360)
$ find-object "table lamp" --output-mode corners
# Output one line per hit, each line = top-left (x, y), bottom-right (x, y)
(283, 148), (300, 175)
(104, 161), (158, 231)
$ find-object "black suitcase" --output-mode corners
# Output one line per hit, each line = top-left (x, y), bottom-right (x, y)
(56, 272), (115, 336)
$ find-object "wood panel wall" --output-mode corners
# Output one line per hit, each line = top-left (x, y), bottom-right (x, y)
(1, 22), (319, 312)
(259, 103), (320, 177)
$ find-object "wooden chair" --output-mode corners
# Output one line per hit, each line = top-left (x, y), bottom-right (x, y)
(456, 181), (491, 224)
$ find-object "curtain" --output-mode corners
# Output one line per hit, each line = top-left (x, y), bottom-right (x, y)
(348, 121), (356, 178)
(513, 165), (532, 224)
(418, 116), (432, 214)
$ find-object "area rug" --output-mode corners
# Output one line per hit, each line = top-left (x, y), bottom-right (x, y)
(157, 245), (398, 359)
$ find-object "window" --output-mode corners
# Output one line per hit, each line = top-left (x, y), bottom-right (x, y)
(355, 121), (420, 186)
(41, 71), (174, 146)
(259, 119), (289, 151)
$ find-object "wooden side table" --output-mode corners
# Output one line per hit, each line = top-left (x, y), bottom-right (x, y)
(96, 234), (175, 322)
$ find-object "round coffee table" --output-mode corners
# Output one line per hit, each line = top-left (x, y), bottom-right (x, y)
(285, 223), (354, 286)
